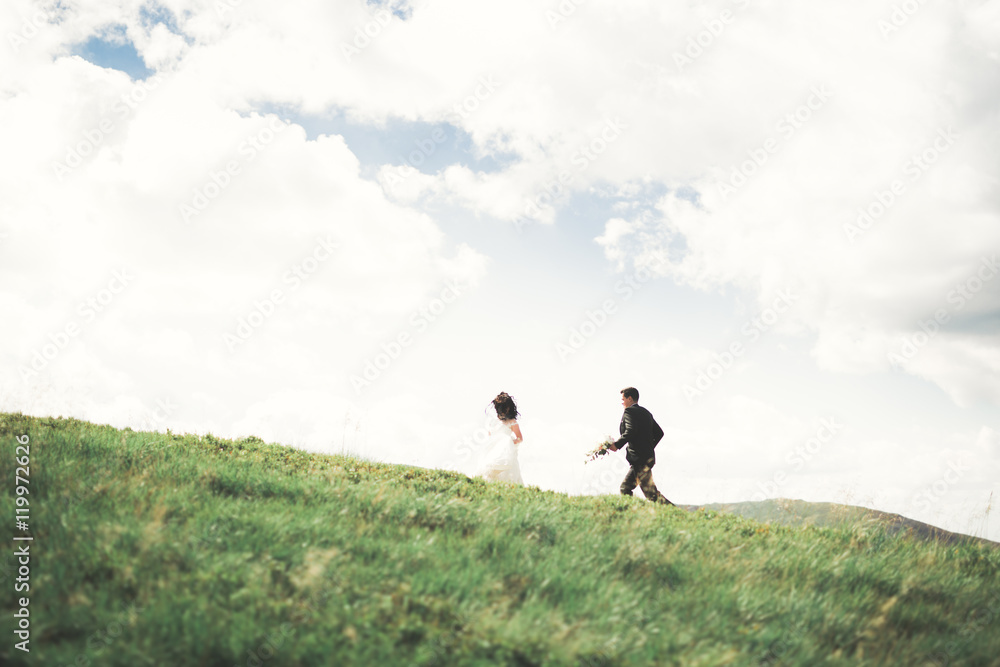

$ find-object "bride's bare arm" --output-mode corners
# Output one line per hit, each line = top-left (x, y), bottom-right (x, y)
(510, 422), (523, 444)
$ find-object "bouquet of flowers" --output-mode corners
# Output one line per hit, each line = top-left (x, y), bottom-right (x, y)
(584, 436), (616, 463)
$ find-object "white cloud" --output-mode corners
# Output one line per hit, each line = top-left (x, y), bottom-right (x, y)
(2, 0), (998, 542)
(0, 44), (488, 437)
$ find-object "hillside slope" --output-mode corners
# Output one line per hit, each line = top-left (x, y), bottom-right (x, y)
(2, 413), (999, 667)
(696, 499), (997, 549)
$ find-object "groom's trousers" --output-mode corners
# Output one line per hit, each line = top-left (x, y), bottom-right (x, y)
(620, 462), (670, 504)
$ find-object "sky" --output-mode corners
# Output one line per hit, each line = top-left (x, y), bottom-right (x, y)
(1, 0), (998, 541)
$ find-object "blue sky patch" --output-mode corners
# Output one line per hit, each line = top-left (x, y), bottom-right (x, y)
(139, 2), (182, 35)
(71, 28), (154, 80)
(366, 0), (414, 21)
(259, 104), (518, 178)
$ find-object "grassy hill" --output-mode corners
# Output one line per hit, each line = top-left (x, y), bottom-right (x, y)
(697, 499), (997, 549)
(2, 412), (999, 667)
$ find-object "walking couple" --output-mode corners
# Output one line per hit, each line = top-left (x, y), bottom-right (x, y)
(475, 387), (674, 505)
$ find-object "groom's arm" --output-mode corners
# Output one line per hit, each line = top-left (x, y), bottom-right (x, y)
(611, 409), (636, 451)
(651, 416), (664, 447)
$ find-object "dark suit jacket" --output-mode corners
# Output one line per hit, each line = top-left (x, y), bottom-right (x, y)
(613, 404), (664, 467)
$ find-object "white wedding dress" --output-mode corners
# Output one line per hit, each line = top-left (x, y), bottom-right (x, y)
(475, 419), (523, 484)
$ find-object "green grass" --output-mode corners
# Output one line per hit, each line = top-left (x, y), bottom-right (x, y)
(1, 412), (998, 666)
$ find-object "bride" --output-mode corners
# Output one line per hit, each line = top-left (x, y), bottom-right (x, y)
(475, 392), (525, 484)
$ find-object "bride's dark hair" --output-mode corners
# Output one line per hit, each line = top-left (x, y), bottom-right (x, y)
(492, 392), (519, 421)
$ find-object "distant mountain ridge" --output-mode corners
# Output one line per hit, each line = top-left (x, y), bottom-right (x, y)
(684, 498), (998, 548)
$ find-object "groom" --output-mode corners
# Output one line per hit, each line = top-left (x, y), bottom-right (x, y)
(609, 387), (673, 505)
